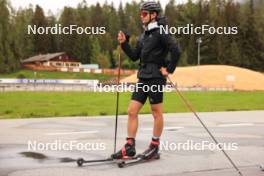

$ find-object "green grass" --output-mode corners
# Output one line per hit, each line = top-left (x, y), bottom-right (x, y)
(0, 91), (264, 119)
(0, 69), (120, 81)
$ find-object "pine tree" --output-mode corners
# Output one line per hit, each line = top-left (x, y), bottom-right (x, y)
(118, 2), (127, 31)
(73, 2), (92, 64)
(0, 0), (20, 73)
(15, 7), (34, 60)
(238, 0), (262, 70)
(97, 52), (110, 68)
(46, 12), (59, 53)
(90, 38), (101, 64)
(58, 7), (77, 57)
(31, 5), (49, 54)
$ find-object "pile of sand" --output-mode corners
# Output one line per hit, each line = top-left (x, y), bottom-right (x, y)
(121, 65), (264, 91)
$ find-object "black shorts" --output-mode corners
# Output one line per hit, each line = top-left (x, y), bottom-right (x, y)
(131, 78), (166, 105)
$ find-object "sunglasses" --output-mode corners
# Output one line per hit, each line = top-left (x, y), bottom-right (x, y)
(140, 11), (149, 18)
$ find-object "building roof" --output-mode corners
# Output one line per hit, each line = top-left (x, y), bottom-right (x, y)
(21, 52), (65, 63)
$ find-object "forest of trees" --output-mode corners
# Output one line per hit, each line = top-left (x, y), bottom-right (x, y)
(0, 0), (263, 73)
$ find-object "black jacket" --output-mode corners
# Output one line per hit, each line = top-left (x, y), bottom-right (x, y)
(121, 26), (181, 79)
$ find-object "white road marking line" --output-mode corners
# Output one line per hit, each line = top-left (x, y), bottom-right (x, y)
(218, 123), (254, 127)
(45, 131), (98, 136)
(142, 126), (184, 131)
(164, 127), (184, 130)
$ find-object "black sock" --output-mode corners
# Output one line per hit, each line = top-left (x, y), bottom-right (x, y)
(126, 137), (135, 145)
(151, 137), (160, 146)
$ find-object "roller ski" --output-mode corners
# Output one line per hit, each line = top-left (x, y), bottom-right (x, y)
(76, 157), (113, 167)
(77, 138), (136, 167)
(117, 138), (161, 168)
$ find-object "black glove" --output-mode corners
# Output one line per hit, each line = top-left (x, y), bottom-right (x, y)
(123, 31), (130, 42)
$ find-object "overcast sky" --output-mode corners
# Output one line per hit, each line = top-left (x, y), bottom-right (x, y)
(10, 0), (189, 14)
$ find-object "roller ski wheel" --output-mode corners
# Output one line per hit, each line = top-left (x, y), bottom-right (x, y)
(118, 161), (125, 168)
(77, 158), (84, 167)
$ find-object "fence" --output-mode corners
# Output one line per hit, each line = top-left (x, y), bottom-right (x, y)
(0, 83), (234, 92)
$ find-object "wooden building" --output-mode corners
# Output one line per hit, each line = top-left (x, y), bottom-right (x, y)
(21, 52), (81, 71)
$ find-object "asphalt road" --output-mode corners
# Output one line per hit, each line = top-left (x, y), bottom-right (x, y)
(0, 111), (264, 176)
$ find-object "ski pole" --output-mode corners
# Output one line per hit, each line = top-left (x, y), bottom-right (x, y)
(114, 46), (121, 153)
(167, 76), (243, 176)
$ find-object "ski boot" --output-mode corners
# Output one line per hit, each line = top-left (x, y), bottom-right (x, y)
(111, 138), (136, 159)
(140, 138), (160, 160)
